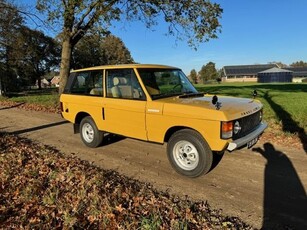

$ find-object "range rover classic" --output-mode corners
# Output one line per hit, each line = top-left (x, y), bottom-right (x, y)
(60, 64), (267, 177)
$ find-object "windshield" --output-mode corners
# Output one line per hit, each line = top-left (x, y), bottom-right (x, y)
(137, 68), (198, 100)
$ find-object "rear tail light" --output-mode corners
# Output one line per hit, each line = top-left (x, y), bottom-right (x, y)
(221, 121), (233, 139)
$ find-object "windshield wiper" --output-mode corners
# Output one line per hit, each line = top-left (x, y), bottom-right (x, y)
(178, 92), (204, 98)
(152, 92), (182, 100)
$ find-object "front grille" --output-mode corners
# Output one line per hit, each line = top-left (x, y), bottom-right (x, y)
(232, 110), (262, 140)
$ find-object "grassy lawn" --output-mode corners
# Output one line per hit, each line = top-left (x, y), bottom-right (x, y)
(195, 83), (307, 135)
(0, 89), (59, 108)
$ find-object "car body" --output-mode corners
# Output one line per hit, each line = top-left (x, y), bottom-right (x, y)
(60, 64), (267, 177)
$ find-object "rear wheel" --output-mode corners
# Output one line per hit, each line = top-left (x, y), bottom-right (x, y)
(80, 116), (103, 148)
(167, 129), (213, 177)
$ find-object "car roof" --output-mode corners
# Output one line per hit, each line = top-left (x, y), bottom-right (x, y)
(71, 64), (180, 72)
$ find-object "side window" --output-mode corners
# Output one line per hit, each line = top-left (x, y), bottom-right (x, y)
(89, 71), (103, 96)
(106, 69), (145, 100)
(70, 71), (103, 96)
(71, 72), (89, 94)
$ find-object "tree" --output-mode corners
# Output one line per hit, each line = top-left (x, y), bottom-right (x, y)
(290, 61), (307, 67)
(36, 0), (223, 94)
(189, 69), (198, 84)
(198, 61), (217, 83)
(14, 27), (60, 89)
(268, 61), (287, 68)
(0, 0), (24, 94)
(100, 35), (134, 65)
(72, 33), (134, 69)
(0, 1), (59, 92)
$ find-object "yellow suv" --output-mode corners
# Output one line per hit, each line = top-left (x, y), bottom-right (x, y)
(60, 64), (267, 177)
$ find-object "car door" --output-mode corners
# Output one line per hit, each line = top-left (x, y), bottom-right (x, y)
(103, 68), (147, 140)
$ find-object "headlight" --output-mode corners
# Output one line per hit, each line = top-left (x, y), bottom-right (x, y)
(233, 121), (241, 134)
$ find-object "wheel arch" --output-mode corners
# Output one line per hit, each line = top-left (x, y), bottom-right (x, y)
(73, 112), (91, 134)
(164, 126), (199, 143)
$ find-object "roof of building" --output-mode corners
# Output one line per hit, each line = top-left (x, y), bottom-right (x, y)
(258, 67), (293, 74)
(284, 66), (307, 77)
(223, 64), (278, 77)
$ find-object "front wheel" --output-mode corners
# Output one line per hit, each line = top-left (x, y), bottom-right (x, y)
(80, 116), (103, 148)
(167, 129), (213, 178)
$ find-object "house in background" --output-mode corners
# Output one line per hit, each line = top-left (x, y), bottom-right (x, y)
(257, 67), (293, 83)
(35, 78), (50, 88)
(51, 76), (60, 87)
(222, 64), (307, 83)
(284, 67), (307, 82)
(221, 64), (278, 82)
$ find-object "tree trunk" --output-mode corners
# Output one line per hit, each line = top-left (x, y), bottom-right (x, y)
(37, 77), (42, 90)
(59, 37), (73, 94)
(0, 76), (2, 96)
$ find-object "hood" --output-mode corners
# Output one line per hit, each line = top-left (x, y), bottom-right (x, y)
(159, 95), (263, 121)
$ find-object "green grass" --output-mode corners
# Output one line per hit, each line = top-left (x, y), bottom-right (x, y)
(7, 94), (59, 107)
(195, 82), (307, 134)
(0, 89), (59, 108)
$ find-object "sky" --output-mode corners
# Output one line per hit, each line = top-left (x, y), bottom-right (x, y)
(20, 0), (307, 74)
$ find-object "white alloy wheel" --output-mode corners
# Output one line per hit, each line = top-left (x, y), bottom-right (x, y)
(82, 122), (94, 143)
(173, 140), (199, 170)
(167, 129), (213, 177)
(79, 116), (103, 148)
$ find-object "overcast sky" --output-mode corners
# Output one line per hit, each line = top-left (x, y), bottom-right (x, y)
(20, 0), (307, 74)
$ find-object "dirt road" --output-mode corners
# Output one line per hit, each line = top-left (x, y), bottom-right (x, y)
(1, 105), (306, 229)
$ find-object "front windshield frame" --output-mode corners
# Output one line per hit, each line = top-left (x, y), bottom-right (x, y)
(137, 68), (198, 100)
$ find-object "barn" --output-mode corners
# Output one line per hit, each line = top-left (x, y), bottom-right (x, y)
(257, 67), (293, 83)
(222, 64), (278, 82)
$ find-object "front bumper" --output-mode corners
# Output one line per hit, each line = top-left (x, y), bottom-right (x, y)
(227, 122), (268, 151)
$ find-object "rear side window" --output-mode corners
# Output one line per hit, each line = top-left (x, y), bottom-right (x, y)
(70, 71), (103, 96)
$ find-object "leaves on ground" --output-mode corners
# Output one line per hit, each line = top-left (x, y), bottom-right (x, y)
(0, 100), (61, 114)
(0, 133), (253, 229)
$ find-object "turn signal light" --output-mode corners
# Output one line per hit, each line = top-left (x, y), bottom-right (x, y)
(221, 121), (233, 139)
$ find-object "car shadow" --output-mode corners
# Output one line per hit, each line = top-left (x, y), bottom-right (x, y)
(263, 91), (307, 154)
(0, 102), (25, 110)
(11, 121), (69, 135)
(253, 143), (307, 229)
(101, 133), (126, 146)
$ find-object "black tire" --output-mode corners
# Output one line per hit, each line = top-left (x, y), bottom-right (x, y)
(167, 129), (213, 178)
(80, 116), (103, 148)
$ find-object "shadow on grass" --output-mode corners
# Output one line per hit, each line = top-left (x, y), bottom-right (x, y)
(253, 143), (307, 229)
(263, 91), (307, 153)
(12, 121), (69, 135)
(0, 102), (25, 110)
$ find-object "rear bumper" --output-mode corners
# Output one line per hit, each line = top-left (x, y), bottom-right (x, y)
(227, 122), (268, 151)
